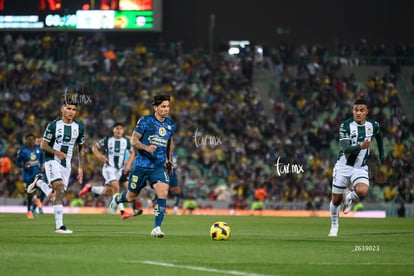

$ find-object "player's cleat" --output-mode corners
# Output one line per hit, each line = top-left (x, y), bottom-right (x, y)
(328, 225), (339, 237)
(55, 225), (73, 234)
(151, 226), (165, 238)
(134, 209), (143, 216)
(342, 191), (353, 214)
(121, 212), (134, 220)
(173, 206), (179, 215)
(26, 211), (34, 219)
(79, 183), (91, 197)
(109, 193), (119, 215)
(27, 173), (42, 194)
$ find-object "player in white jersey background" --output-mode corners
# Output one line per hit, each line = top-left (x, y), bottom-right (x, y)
(78, 122), (136, 220)
(328, 99), (384, 237)
(27, 93), (86, 234)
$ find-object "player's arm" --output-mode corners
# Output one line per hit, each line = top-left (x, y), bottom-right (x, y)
(166, 137), (175, 175)
(124, 148), (135, 174)
(92, 141), (107, 163)
(16, 150), (24, 168)
(77, 143), (85, 183)
(374, 126), (385, 164)
(40, 139), (66, 160)
(130, 130), (156, 153)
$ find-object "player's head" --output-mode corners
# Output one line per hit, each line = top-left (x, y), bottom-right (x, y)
(112, 122), (125, 138)
(353, 98), (368, 124)
(61, 92), (78, 123)
(152, 94), (170, 120)
(25, 133), (36, 147)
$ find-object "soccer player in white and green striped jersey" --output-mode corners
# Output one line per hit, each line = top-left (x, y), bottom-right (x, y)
(329, 99), (384, 237)
(79, 122), (136, 219)
(27, 93), (86, 234)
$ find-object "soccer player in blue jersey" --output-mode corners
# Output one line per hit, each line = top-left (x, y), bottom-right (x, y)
(27, 93), (86, 234)
(328, 99), (384, 237)
(109, 94), (176, 237)
(16, 133), (45, 219)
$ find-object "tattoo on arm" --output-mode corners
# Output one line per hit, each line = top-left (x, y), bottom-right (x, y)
(131, 131), (145, 151)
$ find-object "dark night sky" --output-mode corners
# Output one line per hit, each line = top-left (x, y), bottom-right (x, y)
(162, 0), (413, 48)
(1, 0), (413, 48)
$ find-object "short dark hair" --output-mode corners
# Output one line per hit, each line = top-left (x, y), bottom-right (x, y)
(354, 98), (368, 107)
(152, 94), (170, 106)
(63, 92), (78, 106)
(25, 133), (35, 140)
(112, 122), (124, 129)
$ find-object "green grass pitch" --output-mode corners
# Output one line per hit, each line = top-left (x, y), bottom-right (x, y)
(0, 213), (413, 276)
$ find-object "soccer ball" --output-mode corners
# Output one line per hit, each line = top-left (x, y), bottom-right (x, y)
(210, 221), (231, 241)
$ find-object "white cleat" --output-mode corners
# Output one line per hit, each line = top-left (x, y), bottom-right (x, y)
(55, 225), (73, 234)
(151, 226), (165, 238)
(109, 193), (119, 215)
(342, 191), (353, 214)
(27, 174), (43, 194)
(328, 225), (338, 237)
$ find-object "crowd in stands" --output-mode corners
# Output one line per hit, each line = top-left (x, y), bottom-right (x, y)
(0, 32), (413, 209)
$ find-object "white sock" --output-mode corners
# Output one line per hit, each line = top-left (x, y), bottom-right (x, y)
(37, 180), (53, 198)
(347, 191), (359, 201)
(54, 204), (64, 229)
(119, 202), (124, 212)
(330, 201), (339, 226)
(91, 186), (105, 195)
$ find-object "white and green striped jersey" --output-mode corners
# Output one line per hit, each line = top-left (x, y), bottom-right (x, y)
(96, 136), (131, 169)
(43, 118), (85, 168)
(337, 118), (381, 168)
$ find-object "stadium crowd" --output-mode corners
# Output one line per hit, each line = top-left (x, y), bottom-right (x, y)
(0, 32), (413, 209)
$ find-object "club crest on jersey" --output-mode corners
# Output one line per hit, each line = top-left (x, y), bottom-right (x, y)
(158, 127), (166, 136)
(73, 129), (78, 137)
(367, 127), (373, 136)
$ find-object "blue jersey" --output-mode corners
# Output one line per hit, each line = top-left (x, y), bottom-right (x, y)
(134, 114), (176, 169)
(16, 145), (44, 183)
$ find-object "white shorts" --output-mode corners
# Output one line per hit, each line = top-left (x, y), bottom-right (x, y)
(102, 164), (122, 185)
(44, 160), (71, 191)
(332, 162), (370, 194)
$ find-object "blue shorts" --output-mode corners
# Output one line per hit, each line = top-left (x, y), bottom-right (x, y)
(128, 166), (170, 194)
(169, 169), (178, 187)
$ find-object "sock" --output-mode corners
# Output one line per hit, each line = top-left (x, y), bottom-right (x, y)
(348, 191), (359, 201)
(37, 180), (53, 199)
(118, 191), (127, 203)
(91, 186), (104, 195)
(118, 202), (125, 213)
(174, 194), (180, 208)
(154, 198), (166, 227)
(54, 204), (64, 229)
(330, 201), (339, 226)
(27, 195), (33, 212)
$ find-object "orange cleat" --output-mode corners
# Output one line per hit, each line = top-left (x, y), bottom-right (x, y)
(26, 211), (34, 219)
(121, 212), (134, 220)
(79, 183), (91, 197)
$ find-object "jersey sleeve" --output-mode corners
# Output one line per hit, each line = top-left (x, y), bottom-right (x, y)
(96, 137), (106, 150)
(43, 121), (55, 142)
